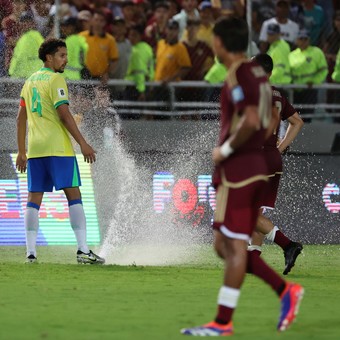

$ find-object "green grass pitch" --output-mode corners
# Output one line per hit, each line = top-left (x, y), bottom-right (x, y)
(0, 245), (339, 340)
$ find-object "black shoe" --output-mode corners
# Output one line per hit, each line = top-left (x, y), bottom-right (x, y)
(283, 242), (303, 275)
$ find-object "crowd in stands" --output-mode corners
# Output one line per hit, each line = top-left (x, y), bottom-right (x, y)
(1, 0), (340, 120)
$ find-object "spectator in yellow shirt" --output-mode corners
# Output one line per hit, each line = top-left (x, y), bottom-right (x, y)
(79, 10), (119, 83)
(181, 1), (214, 48)
(155, 19), (191, 83)
(197, 1), (214, 48)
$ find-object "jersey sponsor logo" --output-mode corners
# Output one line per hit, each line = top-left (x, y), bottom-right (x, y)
(58, 88), (66, 97)
(231, 86), (244, 103)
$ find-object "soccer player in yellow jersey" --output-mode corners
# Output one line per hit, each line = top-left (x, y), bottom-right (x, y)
(16, 39), (105, 265)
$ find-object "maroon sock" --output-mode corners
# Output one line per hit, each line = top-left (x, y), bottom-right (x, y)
(274, 230), (291, 250)
(247, 251), (286, 296)
(215, 305), (234, 325)
(252, 249), (261, 256)
(246, 249), (261, 273)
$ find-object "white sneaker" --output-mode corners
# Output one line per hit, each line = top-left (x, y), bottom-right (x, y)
(76, 250), (105, 264)
(26, 254), (37, 263)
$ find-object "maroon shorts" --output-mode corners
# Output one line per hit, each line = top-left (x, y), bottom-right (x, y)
(263, 147), (282, 176)
(262, 147), (283, 209)
(213, 177), (267, 241)
(261, 173), (281, 209)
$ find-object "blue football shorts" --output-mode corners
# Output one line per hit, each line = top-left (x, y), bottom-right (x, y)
(27, 156), (81, 192)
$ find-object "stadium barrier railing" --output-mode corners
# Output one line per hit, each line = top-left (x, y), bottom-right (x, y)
(1, 77), (340, 120)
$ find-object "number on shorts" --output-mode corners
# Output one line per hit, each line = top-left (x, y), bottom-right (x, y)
(258, 83), (272, 128)
(272, 100), (283, 135)
(275, 100), (282, 115)
(31, 87), (42, 116)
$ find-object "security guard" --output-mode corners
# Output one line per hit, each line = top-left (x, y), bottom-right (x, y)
(204, 57), (228, 103)
(60, 17), (88, 80)
(125, 24), (154, 101)
(331, 48), (340, 122)
(289, 29), (328, 121)
(266, 23), (291, 85)
(332, 48), (340, 83)
(9, 13), (43, 78)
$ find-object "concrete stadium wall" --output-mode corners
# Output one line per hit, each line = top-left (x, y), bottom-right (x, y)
(1, 118), (340, 153)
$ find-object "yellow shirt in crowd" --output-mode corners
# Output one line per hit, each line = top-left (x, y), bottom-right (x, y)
(155, 39), (191, 81)
(79, 30), (119, 77)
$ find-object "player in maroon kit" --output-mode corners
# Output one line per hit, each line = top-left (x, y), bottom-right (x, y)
(249, 53), (304, 275)
(181, 18), (304, 336)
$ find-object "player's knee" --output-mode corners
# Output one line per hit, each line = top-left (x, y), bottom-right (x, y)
(213, 240), (225, 259)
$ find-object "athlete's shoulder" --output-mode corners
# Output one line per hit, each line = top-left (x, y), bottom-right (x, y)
(50, 72), (67, 85)
(272, 85), (282, 99)
(228, 60), (266, 88)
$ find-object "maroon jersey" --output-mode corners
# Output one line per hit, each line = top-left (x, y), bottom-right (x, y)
(183, 41), (214, 80)
(214, 60), (271, 185)
(265, 86), (296, 149)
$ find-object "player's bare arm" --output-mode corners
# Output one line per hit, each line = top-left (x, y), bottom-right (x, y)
(56, 104), (96, 163)
(16, 105), (28, 173)
(278, 112), (304, 153)
(212, 105), (260, 165)
(265, 105), (280, 140)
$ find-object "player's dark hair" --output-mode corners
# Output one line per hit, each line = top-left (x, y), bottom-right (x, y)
(38, 39), (66, 62)
(213, 17), (248, 53)
(253, 53), (273, 74)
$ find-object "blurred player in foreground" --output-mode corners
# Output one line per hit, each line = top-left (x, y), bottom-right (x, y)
(250, 53), (304, 275)
(16, 39), (105, 265)
(181, 18), (304, 336)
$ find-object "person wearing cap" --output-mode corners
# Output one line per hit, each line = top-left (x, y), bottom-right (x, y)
(9, 12), (43, 78)
(181, 1), (214, 48)
(259, 0), (299, 53)
(125, 24), (154, 101)
(211, 0), (244, 18)
(60, 17), (89, 81)
(289, 29), (328, 122)
(172, 0), (200, 40)
(145, 2), (169, 52)
(111, 17), (131, 84)
(183, 18), (213, 81)
(155, 19), (191, 83)
(77, 10), (92, 32)
(79, 9), (119, 83)
(266, 23), (291, 85)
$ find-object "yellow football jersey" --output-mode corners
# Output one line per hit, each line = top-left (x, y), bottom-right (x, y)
(20, 67), (75, 158)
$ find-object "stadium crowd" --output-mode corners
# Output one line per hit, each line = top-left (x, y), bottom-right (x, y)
(0, 0), (340, 119)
